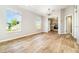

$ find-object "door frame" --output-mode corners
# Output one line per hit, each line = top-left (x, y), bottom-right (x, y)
(64, 14), (73, 35)
(48, 17), (58, 32)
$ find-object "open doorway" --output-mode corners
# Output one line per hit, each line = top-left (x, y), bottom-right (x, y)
(66, 16), (72, 34)
(48, 17), (58, 32)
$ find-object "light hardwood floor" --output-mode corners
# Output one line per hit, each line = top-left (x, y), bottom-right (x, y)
(0, 31), (79, 53)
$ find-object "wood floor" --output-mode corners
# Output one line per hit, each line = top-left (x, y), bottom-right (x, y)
(0, 31), (79, 53)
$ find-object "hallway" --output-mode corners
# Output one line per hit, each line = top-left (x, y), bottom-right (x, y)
(0, 32), (79, 53)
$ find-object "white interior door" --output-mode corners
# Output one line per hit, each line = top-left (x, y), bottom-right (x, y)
(66, 16), (72, 34)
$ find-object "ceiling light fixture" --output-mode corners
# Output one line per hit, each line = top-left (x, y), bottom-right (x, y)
(48, 8), (54, 18)
(48, 8), (51, 16)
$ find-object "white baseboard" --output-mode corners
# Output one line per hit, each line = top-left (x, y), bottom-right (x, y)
(0, 32), (42, 43)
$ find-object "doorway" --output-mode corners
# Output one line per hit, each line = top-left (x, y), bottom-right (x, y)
(48, 17), (58, 32)
(66, 16), (72, 34)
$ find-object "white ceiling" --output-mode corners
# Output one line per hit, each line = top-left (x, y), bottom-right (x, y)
(21, 5), (71, 16)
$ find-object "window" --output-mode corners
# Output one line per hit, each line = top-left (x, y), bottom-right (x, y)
(6, 9), (22, 32)
(35, 18), (41, 30)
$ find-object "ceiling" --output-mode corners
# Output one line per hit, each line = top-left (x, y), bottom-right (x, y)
(21, 5), (71, 16)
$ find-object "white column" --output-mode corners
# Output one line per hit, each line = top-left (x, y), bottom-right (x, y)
(73, 6), (79, 43)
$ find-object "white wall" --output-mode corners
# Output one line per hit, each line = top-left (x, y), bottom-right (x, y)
(57, 10), (62, 34)
(63, 6), (74, 35)
(42, 15), (48, 32)
(75, 6), (79, 43)
(0, 5), (42, 42)
(60, 9), (65, 34)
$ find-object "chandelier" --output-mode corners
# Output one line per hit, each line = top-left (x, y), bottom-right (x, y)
(47, 8), (54, 16)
